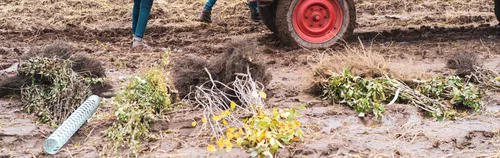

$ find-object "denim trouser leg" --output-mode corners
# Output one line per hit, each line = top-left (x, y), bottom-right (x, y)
(249, 1), (258, 12)
(132, 0), (154, 38)
(203, 0), (217, 11)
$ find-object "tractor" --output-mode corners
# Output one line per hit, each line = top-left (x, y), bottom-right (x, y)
(256, 0), (500, 49)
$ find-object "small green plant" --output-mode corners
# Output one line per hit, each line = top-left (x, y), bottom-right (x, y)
(204, 105), (305, 158)
(105, 67), (172, 156)
(161, 48), (171, 67)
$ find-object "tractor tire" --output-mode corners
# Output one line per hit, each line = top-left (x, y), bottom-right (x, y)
(258, 1), (278, 33)
(276, 0), (356, 49)
(496, 0), (500, 22)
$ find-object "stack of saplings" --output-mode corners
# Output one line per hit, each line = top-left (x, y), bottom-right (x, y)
(0, 42), (111, 125)
(316, 52), (498, 120)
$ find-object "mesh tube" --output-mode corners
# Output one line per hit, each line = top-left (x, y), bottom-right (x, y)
(43, 95), (101, 154)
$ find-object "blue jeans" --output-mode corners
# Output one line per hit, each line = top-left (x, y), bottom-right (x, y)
(132, 0), (154, 38)
(204, 0), (258, 12)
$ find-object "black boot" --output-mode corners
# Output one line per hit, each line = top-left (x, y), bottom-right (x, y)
(248, 3), (261, 22)
(198, 9), (212, 23)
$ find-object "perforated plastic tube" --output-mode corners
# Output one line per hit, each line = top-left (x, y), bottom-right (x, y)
(43, 95), (101, 154)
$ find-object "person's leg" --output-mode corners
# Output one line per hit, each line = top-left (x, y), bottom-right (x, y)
(199, 0), (217, 23)
(204, 0), (217, 11)
(132, 0), (141, 35)
(132, 0), (154, 47)
(134, 0), (154, 39)
(248, 1), (261, 22)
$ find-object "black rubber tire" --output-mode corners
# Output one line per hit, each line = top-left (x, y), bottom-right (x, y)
(275, 0), (356, 49)
(496, 0), (500, 22)
(258, 1), (278, 33)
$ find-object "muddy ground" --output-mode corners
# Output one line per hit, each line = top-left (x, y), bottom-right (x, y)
(1, 0), (500, 157)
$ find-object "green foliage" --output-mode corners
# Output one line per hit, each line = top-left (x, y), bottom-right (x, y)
(417, 76), (483, 112)
(323, 68), (393, 118)
(19, 57), (92, 125)
(206, 105), (305, 158)
(322, 68), (484, 119)
(105, 67), (171, 156)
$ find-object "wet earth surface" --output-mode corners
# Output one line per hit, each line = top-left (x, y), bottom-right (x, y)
(1, 0), (500, 157)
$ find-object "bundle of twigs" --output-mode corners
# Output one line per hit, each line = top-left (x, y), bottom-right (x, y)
(470, 66), (500, 92)
(389, 79), (447, 116)
(192, 67), (265, 139)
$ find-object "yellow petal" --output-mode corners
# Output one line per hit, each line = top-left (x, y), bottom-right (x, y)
(236, 138), (244, 147)
(223, 139), (232, 152)
(212, 115), (222, 121)
(202, 117), (207, 125)
(223, 119), (229, 126)
(238, 128), (244, 135)
(227, 128), (236, 133)
(216, 137), (224, 149)
(226, 131), (234, 140)
(221, 111), (230, 117)
(192, 121), (197, 127)
(259, 91), (267, 99)
(230, 101), (237, 111)
(207, 144), (217, 152)
(225, 141), (233, 152)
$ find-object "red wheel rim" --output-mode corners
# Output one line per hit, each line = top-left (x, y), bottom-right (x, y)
(292, 0), (343, 44)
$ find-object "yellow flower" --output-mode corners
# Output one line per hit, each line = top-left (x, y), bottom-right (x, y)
(224, 138), (233, 152)
(226, 131), (234, 140)
(227, 128), (236, 133)
(191, 121), (197, 127)
(212, 115), (222, 121)
(223, 119), (229, 126)
(259, 91), (267, 99)
(202, 117), (207, 125)
(230, 101), (237, 110)
(236, 138), (244, 147)
(221, 110), (230, 117)
(207, 144), (217, 152)
(216, 137), (224, 149)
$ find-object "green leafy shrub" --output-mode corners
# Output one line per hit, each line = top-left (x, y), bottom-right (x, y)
(323, 68), (394, 118)
(417, 76), (483, 112)
(19, 57), (93, 125)
(105, 67), (172, 156)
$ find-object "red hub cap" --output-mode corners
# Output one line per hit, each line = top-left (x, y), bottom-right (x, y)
(292, 0), (343, 44)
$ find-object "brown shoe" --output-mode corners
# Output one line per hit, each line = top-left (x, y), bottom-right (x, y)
(198, 9), (212, 23)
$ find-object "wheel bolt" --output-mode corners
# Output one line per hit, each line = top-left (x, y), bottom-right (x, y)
(319, 24), (322, 27)
(334, 27), (337, 30)
(324, 16), (328, 19)
(305, 16), (308, 19)
(310, 24), (313, 27)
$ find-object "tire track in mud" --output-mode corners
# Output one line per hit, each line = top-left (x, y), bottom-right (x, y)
(352, 24), (500, 43)
(0, 21), (267, 56)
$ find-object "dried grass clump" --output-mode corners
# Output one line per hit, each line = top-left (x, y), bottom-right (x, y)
(446, 52), (479, 77)
(446, 52), (500, 91)
(309, 43), (393, 95)
(171, 38), (271, 100)
(314, 44), (390, 79)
